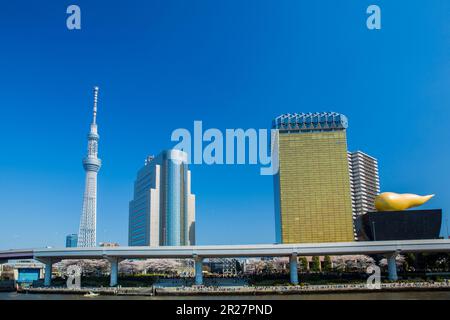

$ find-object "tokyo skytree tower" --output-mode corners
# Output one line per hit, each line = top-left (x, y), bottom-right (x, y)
(77, 87), (102, 247)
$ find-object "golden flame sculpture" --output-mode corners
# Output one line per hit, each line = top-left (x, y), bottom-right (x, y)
(375, 192), (434, 211)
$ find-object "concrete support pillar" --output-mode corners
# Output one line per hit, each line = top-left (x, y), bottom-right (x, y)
(109, 257), (119, 287)
(289, 254), (299, 285)
(387, 253), (398, 281)
(194, 256), (203, 286)
(44, 260), (52, 287)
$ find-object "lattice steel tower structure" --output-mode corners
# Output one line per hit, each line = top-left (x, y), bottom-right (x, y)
(77, 87), (101, 247)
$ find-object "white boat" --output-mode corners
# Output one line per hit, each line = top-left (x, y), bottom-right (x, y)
(83, 291), (99, 297)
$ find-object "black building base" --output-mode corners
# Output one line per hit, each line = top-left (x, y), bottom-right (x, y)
(356, 209), (442, 241)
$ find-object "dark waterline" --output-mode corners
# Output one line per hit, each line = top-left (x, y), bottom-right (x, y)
(2, 291), (450, 300)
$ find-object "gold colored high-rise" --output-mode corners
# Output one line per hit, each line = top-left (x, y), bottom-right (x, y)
(273, 112), (354, 244)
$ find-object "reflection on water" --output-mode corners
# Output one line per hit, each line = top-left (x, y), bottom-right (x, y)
(1, 291), (450, 300)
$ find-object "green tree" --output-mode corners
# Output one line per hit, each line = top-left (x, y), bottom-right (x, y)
(235, 260), (242, 273)
(311, 256), (321, 272)
(403, 253), (417, 272)
(323, 255), (332, 272)
(299, 257), (308, 271)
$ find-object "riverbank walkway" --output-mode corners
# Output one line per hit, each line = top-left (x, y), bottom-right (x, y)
(17, 281), (450, 296)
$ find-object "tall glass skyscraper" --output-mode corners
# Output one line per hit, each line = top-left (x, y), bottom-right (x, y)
(272, 112), (355, 244)
(128, 149), (195, 246)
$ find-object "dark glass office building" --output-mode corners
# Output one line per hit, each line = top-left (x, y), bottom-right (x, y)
(357, 209), (442, 241)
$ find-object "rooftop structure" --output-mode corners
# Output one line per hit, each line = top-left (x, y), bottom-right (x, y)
(272, 112), (348, 132)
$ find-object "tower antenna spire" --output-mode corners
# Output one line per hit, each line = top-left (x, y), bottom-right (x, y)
(92, 86), (99, 124)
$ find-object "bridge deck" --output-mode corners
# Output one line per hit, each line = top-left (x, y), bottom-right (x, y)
(1, 239), (450, 262)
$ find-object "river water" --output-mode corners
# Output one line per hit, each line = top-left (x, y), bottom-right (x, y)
(1, 291), (450, 300)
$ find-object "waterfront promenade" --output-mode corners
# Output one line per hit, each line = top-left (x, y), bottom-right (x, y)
(157, 281), (450, 296)
(15, 281), (450, 297)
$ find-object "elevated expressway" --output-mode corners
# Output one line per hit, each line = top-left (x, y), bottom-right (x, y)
(1, 239), (450, 286)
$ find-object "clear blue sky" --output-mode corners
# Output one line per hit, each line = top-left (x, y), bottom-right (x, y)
(0, 1), (449, 249)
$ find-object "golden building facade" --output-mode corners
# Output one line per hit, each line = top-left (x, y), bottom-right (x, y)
(273, 113), (354, 244)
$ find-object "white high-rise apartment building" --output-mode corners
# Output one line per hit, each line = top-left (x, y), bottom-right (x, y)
(348, 151), (380, 239)
(128, 149), (195, 246)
